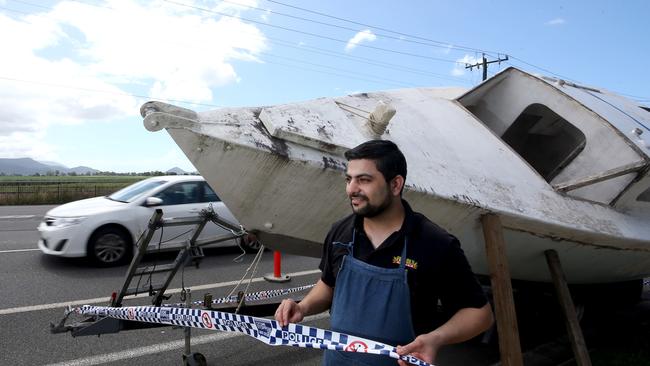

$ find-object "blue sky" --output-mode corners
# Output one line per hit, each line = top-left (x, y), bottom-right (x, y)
(1, 0), (648, 172)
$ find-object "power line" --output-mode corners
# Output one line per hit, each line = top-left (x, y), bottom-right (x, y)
(71, 0), (474, 85)
(254, 1), (650, 99)
(70, 0), (472, 85)
(7, 0), (461, 89)
(507, 55), (578, 84)
(68, 0), (116, 11)
(261, 59), (415, 88)
(266, 38), (471, 84)
(212, 0), (496, 57)
(163, 0), (462, 64)
(9, 0), (646, 100)
(5, 0), (476, 86)
(262, 0), (502, 56)
(0, 76), (224, 108)
(258, 53), (419, 88)
(0, 5), (32, 16)
(9, 0), (57, 11)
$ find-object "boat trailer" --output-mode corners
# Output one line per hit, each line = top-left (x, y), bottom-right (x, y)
(50, 207), (304, 366)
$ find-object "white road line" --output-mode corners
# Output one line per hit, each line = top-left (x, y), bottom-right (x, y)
(43, 313), (329, 366)
(0, 248), (41, 254)
(0, 269), (320, 315)
(44, 332), (239, 366)
(0, 215), (36, 219)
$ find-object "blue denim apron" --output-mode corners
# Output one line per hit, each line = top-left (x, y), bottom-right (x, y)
(323, 229), (415, 366)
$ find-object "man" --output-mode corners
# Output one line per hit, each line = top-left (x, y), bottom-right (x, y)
(275, 140), (493, 365)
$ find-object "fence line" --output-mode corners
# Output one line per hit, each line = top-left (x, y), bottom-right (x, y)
(0, 181), (137, 205)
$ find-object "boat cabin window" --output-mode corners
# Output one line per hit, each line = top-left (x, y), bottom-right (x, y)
(638, 187), (650, 202)
(502, 104), (586, 182)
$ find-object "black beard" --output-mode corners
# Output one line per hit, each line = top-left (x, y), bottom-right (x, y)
(350, 194), (392, 218)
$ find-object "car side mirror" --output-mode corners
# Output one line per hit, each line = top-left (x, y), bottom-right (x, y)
(144, 197), (164, 207)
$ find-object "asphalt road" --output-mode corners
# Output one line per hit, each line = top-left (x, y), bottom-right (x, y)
(1, 205), (647, 366)
(0, 205), (328, 366)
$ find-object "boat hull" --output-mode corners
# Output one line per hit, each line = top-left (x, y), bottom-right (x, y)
(164, 127), (650, 284)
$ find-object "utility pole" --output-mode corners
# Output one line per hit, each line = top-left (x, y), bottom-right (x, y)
(465, 53), (509, 81)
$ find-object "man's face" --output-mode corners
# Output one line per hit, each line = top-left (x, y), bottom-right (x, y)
(345, 159), (393, 217)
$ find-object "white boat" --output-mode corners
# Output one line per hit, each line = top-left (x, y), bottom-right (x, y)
(140, 67), (650, 285)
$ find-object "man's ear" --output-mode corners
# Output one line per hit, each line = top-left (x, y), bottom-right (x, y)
(391, 175), (404, 196)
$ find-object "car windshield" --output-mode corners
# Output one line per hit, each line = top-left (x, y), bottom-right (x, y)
(108, 180), (167, 203)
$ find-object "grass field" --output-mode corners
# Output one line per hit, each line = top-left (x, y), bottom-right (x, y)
(0, 175), (148, 183)
(0, 175), (149, 205)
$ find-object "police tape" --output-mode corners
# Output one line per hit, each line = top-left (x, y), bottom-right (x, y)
(71, 304), (433, 366)
(163, 284), (315, 308)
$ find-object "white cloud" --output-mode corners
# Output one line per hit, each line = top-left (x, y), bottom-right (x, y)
(211, 0), (259, 16)
(0, 131), (58, 161)
(345, 29), (377, 52)
(0, 0), (267, 159)
(260, 9), (271, 22)
(545, 18), (566, 26)
(451, 54), (480, 76)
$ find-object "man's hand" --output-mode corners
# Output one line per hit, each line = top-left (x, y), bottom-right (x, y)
(275, 299), (305, 327)
(396, 333), (441, 366)
(397, 304), (493, 365)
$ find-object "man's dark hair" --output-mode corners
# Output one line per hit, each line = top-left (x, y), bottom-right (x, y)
(344, 140), (407, 189)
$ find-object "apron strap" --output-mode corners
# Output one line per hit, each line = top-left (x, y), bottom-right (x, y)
(332, 228), (356, 257)
(399, 236), (408, 268)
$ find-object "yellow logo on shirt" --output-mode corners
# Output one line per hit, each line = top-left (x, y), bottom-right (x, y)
(392, 256), (418, 270)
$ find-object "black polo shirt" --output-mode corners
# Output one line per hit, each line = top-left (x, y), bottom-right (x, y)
(319, 200), (487, 335)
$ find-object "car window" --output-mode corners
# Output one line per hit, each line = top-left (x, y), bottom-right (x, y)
(154, 182), (202, 205)
(109, 180), (166, 203)
(202, 182), (221, 202)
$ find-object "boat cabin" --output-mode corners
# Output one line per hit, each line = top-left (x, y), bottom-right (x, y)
(457, 68), (650, 211)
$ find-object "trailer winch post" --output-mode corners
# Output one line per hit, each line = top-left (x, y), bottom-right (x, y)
(181, 289), (207, 366)
(184, 289), (191, 357)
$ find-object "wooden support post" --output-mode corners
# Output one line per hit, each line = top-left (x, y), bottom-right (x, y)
(545, 250), (592, 366)
(481, 214), (523, 366)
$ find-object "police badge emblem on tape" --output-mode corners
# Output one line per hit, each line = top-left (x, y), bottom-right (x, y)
(71, 305), (434, 366)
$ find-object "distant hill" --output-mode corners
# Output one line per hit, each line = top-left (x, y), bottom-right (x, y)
(68, 166), (99, 174)
(0, 158), (99, 175)
(166, 167), (187, 175)
(38, 160), (68, 170)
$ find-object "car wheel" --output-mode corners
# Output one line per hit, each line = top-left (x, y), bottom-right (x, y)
(240, 233), (262, 253)
(88, 227), (132, 266)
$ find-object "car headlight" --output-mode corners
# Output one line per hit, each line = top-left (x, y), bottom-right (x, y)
(51, 217), (87, 228)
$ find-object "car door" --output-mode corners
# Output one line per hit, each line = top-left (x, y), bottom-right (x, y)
(148, 180), (206, 248)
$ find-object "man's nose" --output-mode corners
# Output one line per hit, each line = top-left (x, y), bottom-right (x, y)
(346, 179), (359, 195)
